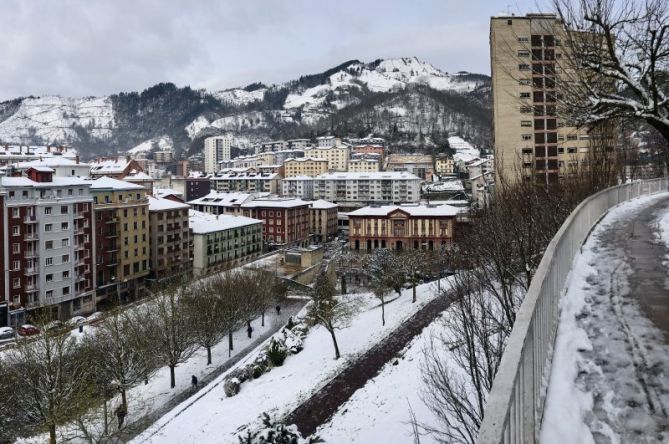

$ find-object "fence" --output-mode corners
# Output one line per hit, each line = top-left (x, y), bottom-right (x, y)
(478, 178), (669, 443)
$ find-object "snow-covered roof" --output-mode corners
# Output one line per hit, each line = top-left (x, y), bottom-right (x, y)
(348, 204), (459, 217)
(148, 196), (189, 211)
(88, 176), (145, 191)
(0, 176), (91, 188)
(189, 210), (262, 234)
(154, 188), (184, 198)
(212, 171), (279, 180)
(29, 166), (55, 173)
(187, 191), (256, 207)
(13, 157), (89, 169)
(315, 172), (421, 180)
(282, 175), (314, 181)
(126, 171), (153, 180)
(241, 198), (310, 209)
(310, 199), (338, 209)
(285, 157), (328, 163)
(387, 154), (432, 164)
(423, 180), (465, 192)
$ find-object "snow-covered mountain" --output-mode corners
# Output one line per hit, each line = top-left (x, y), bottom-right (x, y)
(0, 57), (491, 158)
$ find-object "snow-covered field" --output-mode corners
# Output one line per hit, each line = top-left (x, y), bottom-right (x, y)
(315, 314), (444, 444)
(541, 193), (669, 444)
(448, 136), (480, 163)
(133, 281), (448, 444)
(127, 135), (173, 155)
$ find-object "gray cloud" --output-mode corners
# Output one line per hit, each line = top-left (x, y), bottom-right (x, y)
(0, 0), (541, 101)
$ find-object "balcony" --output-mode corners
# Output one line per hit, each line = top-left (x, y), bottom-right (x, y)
(106, 231), (119, 238)
(25, 283), (38, 292)
(24, 250), (38, 259)
(25, 266), (39, 275)
(74, 212), (85, 219)
(105, 217), (119, 224)
(24, 233), (39, 241)
(23, 217), (37, 224)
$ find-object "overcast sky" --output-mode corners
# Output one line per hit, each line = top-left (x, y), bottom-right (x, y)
(1, 0), (543, 101)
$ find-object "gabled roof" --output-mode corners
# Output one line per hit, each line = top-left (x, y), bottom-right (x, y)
(310, 199), (338, 209)
(88, 176), (145, 191)
(148, 196), (190, 211)
(348, 204), (459, 217)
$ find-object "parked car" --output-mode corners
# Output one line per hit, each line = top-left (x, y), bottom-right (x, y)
(0, 327), (15, 342)
(44, 320), (65, 332)
(66, 316), (87, 327)
(17, 324), (40, 337)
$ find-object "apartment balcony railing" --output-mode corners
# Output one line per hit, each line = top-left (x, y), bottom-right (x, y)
(25, 266), (39, 275)
(24, 250), (38, 259)
(24, 233), (39, 241)
(23, 217), (37, 224)
(478, 178), (669, 444)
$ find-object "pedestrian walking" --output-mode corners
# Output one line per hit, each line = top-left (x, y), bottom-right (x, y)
(275, 305), (281, 315)
(247, 324), (253, 338)
(191, 375), (198, 388)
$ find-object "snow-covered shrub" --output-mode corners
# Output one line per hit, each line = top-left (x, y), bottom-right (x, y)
(252, 364), (266, 379)
(224, 377), (241, 397)
(228, 367), (249, 384)
(237, 413), (323, 443)
(289, 322), (309, 339)
(267, 339), (287, 367)
(281, 328), (303, 354)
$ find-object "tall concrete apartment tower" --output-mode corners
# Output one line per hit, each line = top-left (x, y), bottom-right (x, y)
(203, 134), (233, 174)
(490, 13), (595, 185)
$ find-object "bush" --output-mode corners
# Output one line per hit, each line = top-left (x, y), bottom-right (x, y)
(267, 339), (287, 367)
(282, 328), (303, 354)
(224, 377), (241, 397)
(252, 364), (266, 379)
(237, 413), (324, 443)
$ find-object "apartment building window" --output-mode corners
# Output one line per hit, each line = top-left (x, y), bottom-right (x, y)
(62, 286), (70, 295)
(62, 254), (70, 263)
(520, 92), (531, 99)
(567, 147), (577, 154)
(12, 243), (20, 253)
(521, 148), (533, 155)
(13, 278), (20, 289)
(520, 106), (532, 113)
(45, 224), (52, 232)
(46, 274), (53, 282)
(68, 189), (73, 196)
(12, 226), (20, 236)
(521, 134), (532, 141)
(567, 134), (578, 141)
(44, 207), (52, 215)
(518, 64), (530, 71)
(518, 36), (529, 43)
(12, 260), (20, 270)
(517, 50), (530, 57)
(12, 208), (19, 218)
(46, 290), (53, 298)
(61, 206), (68, 214)
(46, 257), (53, 266)
(63, 271), (69, 279)
(45, 240), (53, 249)
(62, 239), (69, 247)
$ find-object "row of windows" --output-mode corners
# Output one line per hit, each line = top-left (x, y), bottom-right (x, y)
(7, 188), (85, 199)
(93, 193), (144, 204)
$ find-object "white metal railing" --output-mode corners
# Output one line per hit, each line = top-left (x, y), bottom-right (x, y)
(478, 178), (669, 443)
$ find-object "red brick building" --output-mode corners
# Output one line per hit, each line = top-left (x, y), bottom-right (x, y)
(241, 198), (310, 247)
(348, 204), (458, 251)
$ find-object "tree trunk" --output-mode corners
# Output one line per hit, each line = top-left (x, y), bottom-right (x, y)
(207, 345), (212, 365)
(169, 365), (176, 389)
(412, 283), (417, 303)
(341, 275), (347, 294)
(328, 328), (341, 359)
(228, 330), (233, 357)
(261, 311), (265, 327)
(381, 302), (386, 326)
(49, 424), (56, 444)
(121, 389), (127, 413)
(103, 398), (108, 435)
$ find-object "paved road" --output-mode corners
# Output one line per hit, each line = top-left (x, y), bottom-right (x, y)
(284, 291), (453, 438)
(117, 297), (307, 443)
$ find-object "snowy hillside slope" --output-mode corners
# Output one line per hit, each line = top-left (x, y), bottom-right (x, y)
(127, 135), (173, 155)
(0, 95), (114, 144)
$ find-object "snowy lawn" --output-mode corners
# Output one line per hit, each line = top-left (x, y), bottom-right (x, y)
(132, 280), (449, 443)
(541, 193), (669, 444)
(315, 313), (446, 444)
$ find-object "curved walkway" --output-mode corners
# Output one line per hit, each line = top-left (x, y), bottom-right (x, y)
(542, 194), (669, 443)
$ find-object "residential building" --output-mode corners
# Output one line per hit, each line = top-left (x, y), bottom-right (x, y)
(435, 155), (455, 176)
(0, 168), (95, 323)
(89, 156), (145, 179)
(11, 156), (89, 177)
(240, 198), (311, 247)
(348, 204), (458, 251)
(190, 210), (263, 276)
(348, 158), (380, 172)
(284, 157), (329, 178)
(211, 170), (280, 194)
(309, 200), (338, 243)
(147, 196), (191, 282)
(490, 13), (597, 184)
(471, 171), (495, 209)
(287, 139), (311, 150)
(468, 158), (494, 180)
(185, 176), (211, 201)
(281, 176), (314, 199)
(89, 177), (150, 307)
(316, 136), (338, 148)
(313, 172), (422, 205)
(386, 154), (434, 181)
(305, 145), (350, 171)
(273, 149), (305, 165)
(204, 134), (233, 173)
(352, 144), (385, 159)
(125, 171), (154, 195)
(0, 144), (79, 169)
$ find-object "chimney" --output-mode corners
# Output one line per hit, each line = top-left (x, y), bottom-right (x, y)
(76, 155), (80, 164)
(47, 144), (51, 153)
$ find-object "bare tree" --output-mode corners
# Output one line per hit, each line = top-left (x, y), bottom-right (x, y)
(372, 276), (391, 327)
(84, 309), (158, 413)
(307, 269), (358, 359)
(554, 0), (669, 145)
(182, 280), (228, 366)
(250, 269), (286, 327)
(211, 271), (248, 357)
(5, 328), (93, 444)
(401, 249), (429, 303)
(146, 281), (199, 389)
